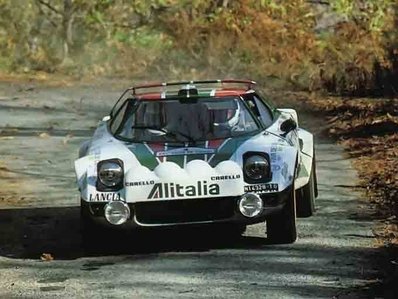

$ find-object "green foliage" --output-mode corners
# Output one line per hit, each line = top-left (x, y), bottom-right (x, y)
(0, 0), (395, 94)
(331, 0), (354, 16)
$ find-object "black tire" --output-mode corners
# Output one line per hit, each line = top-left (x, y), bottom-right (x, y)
(266, 184), (297, 244)
(230, 224), (246, 237)
(313, 151), (318, 198)
(296, 158), (316, 218)
(214, 223), (246, 239)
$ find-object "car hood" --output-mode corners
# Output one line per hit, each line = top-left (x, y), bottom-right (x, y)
(124, 136), (252, 170)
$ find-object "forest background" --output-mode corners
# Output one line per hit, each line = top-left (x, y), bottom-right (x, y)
(0, 0), (397, 96)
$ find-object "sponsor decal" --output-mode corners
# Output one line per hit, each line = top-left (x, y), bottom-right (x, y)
(148, 181), (220, 199)
(270, 153), (281, 163)
(281, 163), (289, 180)
(271, 164), (281, 171)
(244, 183), (278, 193)
(270, 143), (284, 153)
(211, 174), (240, 181)
(125, 180), (155, 187)
(156, 147), (216, 157)
(89, 192), (121, 202)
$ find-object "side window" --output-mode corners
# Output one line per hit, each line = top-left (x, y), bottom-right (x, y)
(244, 94), (274, 128)
(253, 95), (273, 127)
(110, 100), (129, 135)
(245, 96), (261, 118)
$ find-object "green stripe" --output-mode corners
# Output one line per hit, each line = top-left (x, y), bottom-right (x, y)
(208, 139), (235, 167)
(208, 135), (253, 167)
(187, 154), (205, 163)
(166, 154), (185, 167)
(197, 90), (212, 97)
(127, 143), (159, 170)
(127, 135), (253, 170)
(297, 163), (309, 179)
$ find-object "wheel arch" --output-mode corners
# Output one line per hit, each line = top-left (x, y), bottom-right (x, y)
(296, 128), (314, 189)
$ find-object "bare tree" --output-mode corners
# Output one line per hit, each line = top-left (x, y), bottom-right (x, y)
(62, 0), (74, 61)
(35, 0), (76, 61)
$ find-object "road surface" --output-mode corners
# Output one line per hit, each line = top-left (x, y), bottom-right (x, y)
(0, 81), (379, 298)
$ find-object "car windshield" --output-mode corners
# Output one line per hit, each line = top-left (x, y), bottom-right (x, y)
(111, 97), (261, 142)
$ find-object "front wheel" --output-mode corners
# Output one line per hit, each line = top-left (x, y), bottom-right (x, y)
(212, 223), (246, 239)
(296, 157), (316, 218)
(266, 185), (297, 244)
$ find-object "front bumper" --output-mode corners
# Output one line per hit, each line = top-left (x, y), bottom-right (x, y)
(81, 185), (293, 229)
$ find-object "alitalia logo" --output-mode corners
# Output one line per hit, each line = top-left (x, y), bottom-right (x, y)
(148, 181), (220, 199)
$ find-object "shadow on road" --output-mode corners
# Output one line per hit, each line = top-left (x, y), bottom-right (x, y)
(0, 206), (274, 260)
(0, 207), (381, 298)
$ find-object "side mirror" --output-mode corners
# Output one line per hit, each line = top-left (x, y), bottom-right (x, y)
(280, 118), (297, 136)
(102, 115), (111, 122)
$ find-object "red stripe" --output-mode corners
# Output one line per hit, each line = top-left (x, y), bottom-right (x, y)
(214, 89), (246, 97)
(208, 139), (225, 149)
(137, 93), (162, 100)
(135, 89), (247, 100)
(147, 143), (165, 162)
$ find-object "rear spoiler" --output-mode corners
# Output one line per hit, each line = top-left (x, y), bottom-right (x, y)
(110, 79), (257, 117)
(131, 79), (257, 95)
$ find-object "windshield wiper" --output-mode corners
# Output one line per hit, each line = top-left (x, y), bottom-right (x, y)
(131, 125), (195, 143)
(131, 125), (166, 132)
(164, 129), (196, 143)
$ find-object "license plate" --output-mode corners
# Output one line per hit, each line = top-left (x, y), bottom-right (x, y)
(244, 183), (278, 193)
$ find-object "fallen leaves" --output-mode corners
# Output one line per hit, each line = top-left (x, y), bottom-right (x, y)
(62, 134), (73, 145)
(38, 132), (50, 138)
(297, 93), (398, 246)
(40, 253), (54, 261)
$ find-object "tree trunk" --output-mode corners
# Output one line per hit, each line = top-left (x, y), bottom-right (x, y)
(62, 0), (74, 61)
(222, 0), (229, 8)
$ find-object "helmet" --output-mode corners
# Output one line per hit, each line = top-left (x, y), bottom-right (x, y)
(213, 100), (240, 127)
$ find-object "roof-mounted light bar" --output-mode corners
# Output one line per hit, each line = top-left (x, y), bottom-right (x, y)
(131, 79), (256, 95)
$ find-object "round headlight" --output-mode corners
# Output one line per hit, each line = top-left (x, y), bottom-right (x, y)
(104, 201), (130, 225)
(98, 161), (123, 187)
(239, 193), (263, 218)
(244, 155), (269, 180)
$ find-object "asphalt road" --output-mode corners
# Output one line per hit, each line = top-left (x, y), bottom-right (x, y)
(0, 81), (379, 298)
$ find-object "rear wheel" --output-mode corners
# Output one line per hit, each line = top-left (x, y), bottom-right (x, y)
(313, 151), (318, 198)
(296, 158), (316, 218)
(266, 185), (297, 244)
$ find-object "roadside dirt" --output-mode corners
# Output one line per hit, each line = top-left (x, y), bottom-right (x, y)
(0, 81), (382, 298)
(274, 91), (398, 298)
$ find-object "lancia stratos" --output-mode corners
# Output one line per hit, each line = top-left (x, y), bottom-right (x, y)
(75, 79), (318, 243)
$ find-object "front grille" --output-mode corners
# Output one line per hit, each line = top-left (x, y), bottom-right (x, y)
(134, 197), (238, 224)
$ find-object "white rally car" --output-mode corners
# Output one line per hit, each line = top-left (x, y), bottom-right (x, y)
(75, 80), (317, 244)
